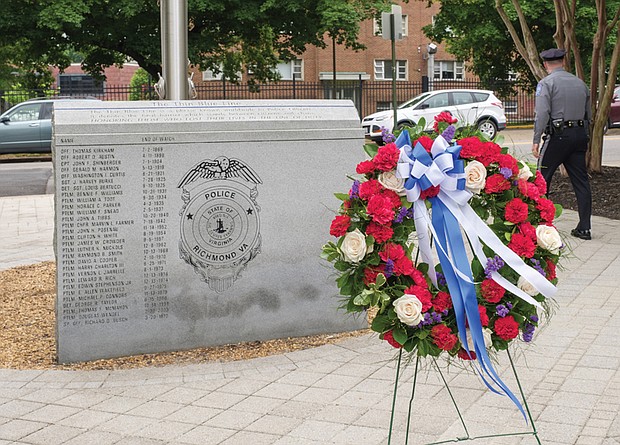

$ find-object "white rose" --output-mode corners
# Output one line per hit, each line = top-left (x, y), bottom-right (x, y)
(517, 276), (539, 297)
(535, 225), (562, 254)
(341, 229), (370, 263)
(464, 160), (487, 193)
(518, 163), (534, 180)
(465, 328), (493, 350)
(378, 170), (406, 196)
(393, 294), (424, 326)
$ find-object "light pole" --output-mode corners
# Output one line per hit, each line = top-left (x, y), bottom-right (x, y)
(381, 5), (403, 132)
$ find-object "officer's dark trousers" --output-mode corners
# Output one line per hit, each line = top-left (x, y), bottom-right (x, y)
(538, 127), (592, 230)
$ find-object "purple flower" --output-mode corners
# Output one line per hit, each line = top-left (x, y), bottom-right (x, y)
(431, 312), (443, 323)
(350, 180), (360, 199)
(499, 167), (513, 179)
(381, 127), (396, 144)
(436, 272), (447, 286)
(496, 304), (509, 317)
(441, 125), (456, 142)
(484, 256), (505, 279)
(506, 302), (513, 310)
(522, 322), (536, 342)
(529, 258), (546, 276)
(384, 259), (394, 278)
(529, 315), (539, 323)
(394, 206), (409, 223)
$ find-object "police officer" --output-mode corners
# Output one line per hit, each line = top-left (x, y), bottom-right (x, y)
(532, 48), (592, 240)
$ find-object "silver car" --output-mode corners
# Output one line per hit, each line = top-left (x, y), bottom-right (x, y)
(0, 98), (99, 154)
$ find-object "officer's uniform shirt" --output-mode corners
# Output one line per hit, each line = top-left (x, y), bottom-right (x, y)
(533, 67), (591, 143)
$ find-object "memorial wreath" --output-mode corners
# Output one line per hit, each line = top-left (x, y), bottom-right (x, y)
(322, 112), (563, 409)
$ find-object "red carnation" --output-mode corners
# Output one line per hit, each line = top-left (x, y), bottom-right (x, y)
(484, 174), (511, 194)
(410, 269), (428, 287)
(534, 171), (547, 195)
(393, 256), (415, 276)
(383, 330), (403, 348)
(356, 160), (376, 175)
(477, 142), (502, 166)
(366, 221), (394, 243)
(458, 348), (477, 360)
(382, 189), (403, 208)
(497, 154), (519, 176)
(404, 285), (432, 312)
(519, 222), (537, 241)
(458, 137), (485, 159)
(432, 291), (453, 312)
(433, 111), (458, 133)
(359, 179), (383, 201)
(367, 194), (395, 225)
(478, 305), (489, 326)
(420, 185), (441, 200)
(508, 232), (537, 258)
(494, 315), (519, 340)
(363, 266), (385, 285)
(380, 243), (406, 261)
(546, 259), (557, 280)
(505, 198), (529, 224)
(329, 215), (351, 237)
(374, 143), (400, 171)
(415, 135), (435, 152)
(517, 179), (541, 201)
(431, 324), (458, 351)
(481, 279), (505, 303)
(536, 198), (556, 223)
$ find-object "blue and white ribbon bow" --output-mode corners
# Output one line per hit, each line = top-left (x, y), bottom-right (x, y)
(394, 130), (558, 418)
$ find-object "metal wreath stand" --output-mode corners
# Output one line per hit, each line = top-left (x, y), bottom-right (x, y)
(386, 348), (541, 445)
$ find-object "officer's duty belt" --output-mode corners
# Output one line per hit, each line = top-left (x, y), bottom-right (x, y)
(562, 120), (585, 128)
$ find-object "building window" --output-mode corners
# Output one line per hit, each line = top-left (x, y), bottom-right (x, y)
(374, 60), (407, 80)
(433, 61), (464, 80)
(373, 15), (408, 37)
(376, 101), (392, 112)
(276, 59), (303, 80)
(504, 99), (518, 115)
(58, 74), (103, 96)
(203, 67), (223, 81)
(202, 65), (243, 81)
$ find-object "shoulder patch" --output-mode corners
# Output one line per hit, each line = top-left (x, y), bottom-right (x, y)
(535, 83), (542, 96)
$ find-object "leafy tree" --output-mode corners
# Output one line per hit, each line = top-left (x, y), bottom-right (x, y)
(0, 0), (391, 89)
(425, 0), (620, 172)
(129, 68), (156, 101)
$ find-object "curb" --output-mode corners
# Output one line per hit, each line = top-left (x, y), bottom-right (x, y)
(0, 156), (52, 164)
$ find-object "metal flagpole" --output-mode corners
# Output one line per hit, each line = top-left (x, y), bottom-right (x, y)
(157, 0), (189, 100)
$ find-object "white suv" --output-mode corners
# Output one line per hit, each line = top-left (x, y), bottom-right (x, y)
(362, 89), (507, 142)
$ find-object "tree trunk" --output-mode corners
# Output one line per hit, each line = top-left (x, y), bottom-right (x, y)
(586, 2), (620, 173)
(495, 0), (546, 81)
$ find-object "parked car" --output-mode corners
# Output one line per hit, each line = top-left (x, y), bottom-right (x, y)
(362, 89), (507, 142)
(0, 97), (99, 154)
(607, 85), (620, 132)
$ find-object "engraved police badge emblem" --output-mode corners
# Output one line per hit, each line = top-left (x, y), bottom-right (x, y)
(178, 157), (262, 292)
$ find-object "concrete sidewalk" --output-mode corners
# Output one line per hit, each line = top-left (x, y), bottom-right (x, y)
(1, 195), (620, 444)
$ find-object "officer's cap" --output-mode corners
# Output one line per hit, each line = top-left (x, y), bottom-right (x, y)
(540, 48), (566, 61)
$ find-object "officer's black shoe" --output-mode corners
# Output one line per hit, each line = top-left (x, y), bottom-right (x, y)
(571, 228), (591, 240)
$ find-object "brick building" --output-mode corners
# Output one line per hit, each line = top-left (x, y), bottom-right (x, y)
(192, 1), (467, 116)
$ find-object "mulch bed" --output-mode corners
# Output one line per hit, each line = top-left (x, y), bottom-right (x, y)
(0, 262), (367, 371)
(548, 166), (620, 221)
